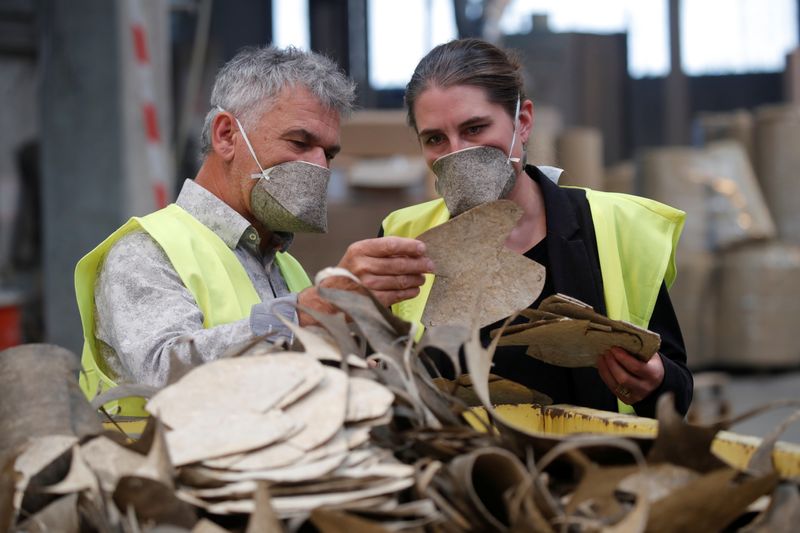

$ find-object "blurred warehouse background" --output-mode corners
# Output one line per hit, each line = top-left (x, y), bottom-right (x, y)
(1, 0), (799, 438)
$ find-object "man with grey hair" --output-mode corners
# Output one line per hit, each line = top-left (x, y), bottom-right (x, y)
(75, 46), (431, 416)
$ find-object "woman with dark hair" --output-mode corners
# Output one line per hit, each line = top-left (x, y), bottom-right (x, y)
(381, 38), (692, 417)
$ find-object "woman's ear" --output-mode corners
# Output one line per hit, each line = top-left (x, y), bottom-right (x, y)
(519, 99), (534, 146)
(211, 111), (236, 161)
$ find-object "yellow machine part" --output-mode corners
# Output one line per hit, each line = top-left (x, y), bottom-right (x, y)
(468, 403), (800, 478)
(103, 404), (800, 478)
(102, 418), (149, 440)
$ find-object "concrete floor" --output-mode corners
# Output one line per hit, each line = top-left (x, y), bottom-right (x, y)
(693, 369), (800, 444)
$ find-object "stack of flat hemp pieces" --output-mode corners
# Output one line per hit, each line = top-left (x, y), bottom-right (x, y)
(491, 293), (662, 367)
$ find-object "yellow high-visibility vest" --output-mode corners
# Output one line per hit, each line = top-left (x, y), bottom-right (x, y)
(75, 203), (311, 417)
(381, 190), (685, 414)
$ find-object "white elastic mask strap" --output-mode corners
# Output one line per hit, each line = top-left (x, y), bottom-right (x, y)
(506, 95), (521, 164)
(217, 105), (267, 179)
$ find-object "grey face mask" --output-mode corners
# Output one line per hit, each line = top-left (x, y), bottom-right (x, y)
(431, 96), (522, 217)
(249, 161), (330, 233)
(432, 146), (517, 217)
(221, 106), (331, 233)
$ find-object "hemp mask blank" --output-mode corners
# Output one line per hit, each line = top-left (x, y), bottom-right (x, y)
(432, 145), (517, 217)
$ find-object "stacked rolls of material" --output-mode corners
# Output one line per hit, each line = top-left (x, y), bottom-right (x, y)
(556, 127), (605, 190)
(638, 147), (710, 254)
(716, 241), (800, 367)
(754, 104), (800, 246)
(669, 252), (717, 369)
(696, 109), (755, 165)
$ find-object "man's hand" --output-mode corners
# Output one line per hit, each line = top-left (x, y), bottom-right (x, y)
(296, 237), (433, 326)
(335, 237), (433, 306)
(597, 346), (665, 404)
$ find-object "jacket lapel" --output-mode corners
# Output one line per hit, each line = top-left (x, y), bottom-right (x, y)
(532, 167), (606, 314)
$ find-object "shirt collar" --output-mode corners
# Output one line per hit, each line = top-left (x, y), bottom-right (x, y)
(525, 164), (581, 240)
(175, 179), (253, 249)
(175, 179), (296, 253)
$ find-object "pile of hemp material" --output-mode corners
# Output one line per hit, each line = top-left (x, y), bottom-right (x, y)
(2, 280), (800, 532)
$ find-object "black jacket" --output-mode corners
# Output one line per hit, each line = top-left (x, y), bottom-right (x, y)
(483, 166), (692, 417)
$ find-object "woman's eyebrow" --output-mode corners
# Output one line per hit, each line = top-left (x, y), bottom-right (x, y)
(418, 115), (492, 138)
(458, 115), (491, 128)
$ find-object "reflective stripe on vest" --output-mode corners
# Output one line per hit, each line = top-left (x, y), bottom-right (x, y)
(76, 204), (311, 417)
(381, 192), (685, 414)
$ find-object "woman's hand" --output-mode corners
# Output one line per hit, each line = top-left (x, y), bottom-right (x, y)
(597, 346), (665, 404)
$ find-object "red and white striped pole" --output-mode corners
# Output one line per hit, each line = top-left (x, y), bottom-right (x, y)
(125, 0), (170, 209)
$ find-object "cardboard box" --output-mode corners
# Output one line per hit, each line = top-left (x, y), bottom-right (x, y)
(340, 110), (420, 157)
